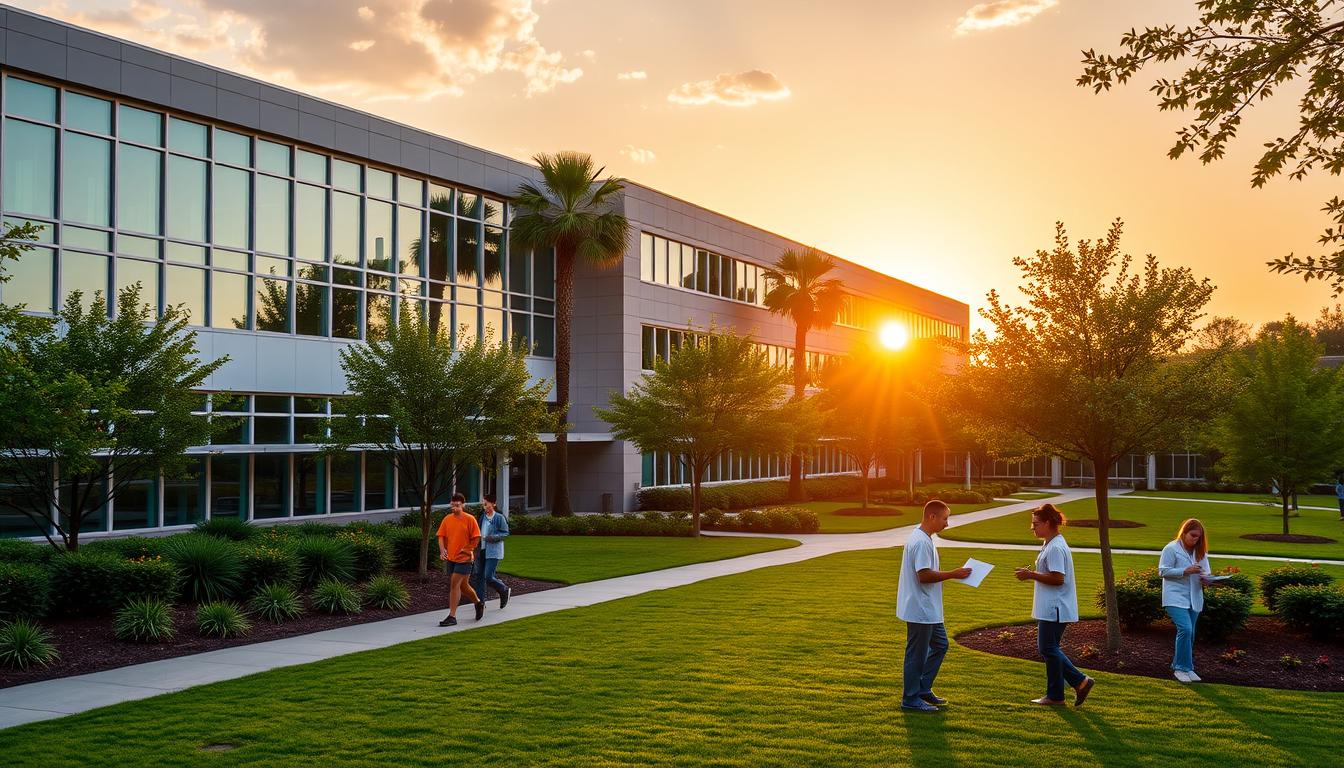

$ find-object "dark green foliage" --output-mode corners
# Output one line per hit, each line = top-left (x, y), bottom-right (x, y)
(195, 602), (251, 638)
(238, 544), (299, 595)
(1198, 586), (1253, 642)
(365, 575), (410, 610)
(250, 583), (302, 623)
(386, 527), (426, 571)
(113, 598), (175, 643)
(1261, 566), (1335, 612)
(118, 556), (182, 604)
(0, 539), (53, 566)
(311, 579), (362, 615)
(638, 476), (888, 512)
(82, 536), (164, 560)
(1155, 480), (1269, 494)
(194, 517), (257, 542)
(1276, 585), (1344, 641)
(0, 562), (50, 620)
(871, 489), (989, 505)
(511, 512), (690, 536)
(397, 504), (483, 531)
(294, 536), (356, 586)
(337, 531), (392, 580)
(0, 618), (59, 669)
(163, 535), (243, 603)
(703, 506), (821, 534)
(294, 521), (343, 538)
(48, 551), (125, 616)
(1098, 570), (1165, 630)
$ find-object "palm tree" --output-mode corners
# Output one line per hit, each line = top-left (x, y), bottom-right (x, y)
(511, 152), (629, 516)
(762, 247), (846, 500)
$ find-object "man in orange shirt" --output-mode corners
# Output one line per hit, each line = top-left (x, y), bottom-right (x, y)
(436, 493), (484, 626)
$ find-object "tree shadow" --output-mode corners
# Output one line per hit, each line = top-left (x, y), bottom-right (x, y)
(896, 706), (956, 768)
(1057, 708), (1141, 768)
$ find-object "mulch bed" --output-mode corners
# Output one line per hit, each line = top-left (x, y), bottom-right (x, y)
(832, 507), (905, 517)
(1240, 533), (1337, 544)
(1066, 519), (1145, 529)
(0, 570), (560, 690)
(958, 616), (1344, 692)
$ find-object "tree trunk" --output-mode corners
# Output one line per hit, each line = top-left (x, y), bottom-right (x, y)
(861, 465), (870, 509)
(690, 473), (702, 538)
(66, 475), (81, 552)
(552, 246), (575, 517)
(787, 322), (808, 501)
(1094, 461), (1122, 652)
(1282, 492), (1291, 536)
(419, 501), (431, 578)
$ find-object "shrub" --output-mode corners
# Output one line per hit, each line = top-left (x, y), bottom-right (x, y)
(1198, 587), (1253, 642)
(194, 517), (257, 542)
(387, 527), (427, 571)
(238, 545), (299, 595)
(1281, 654), (1303, 670)
(510, 513), (691, 537)
(397, 504), (484, 531)
(48, 551), (126, 616)
(1276, 585), (1344, 641)
(365, 575), (410, 610)
(113, 598), (175, 643)
(83, 536), (164, 560)
(702, 509), (725, 528)
(1261, 566), (1335, 612)
(0, 562), (50, 620)
(1098, 569), (1164, 630)
(119, 556), (182, 604)
(293, 521), (342, 538)
(311, 579), (362, 614)
(702, 506), (820, 534)
(336, 531), (392, 580)
(163, 535), (243, 603)
(250, 583), (302, 623)
(294, 536), (356, 586)
(196, 602), (251, 638)
(0, 539), (53, 566)
(0, 618), (59, 669)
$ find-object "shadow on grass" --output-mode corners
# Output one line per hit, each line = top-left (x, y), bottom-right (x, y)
(1058, 707), (1139, 768)
(897, 706), (954, 768)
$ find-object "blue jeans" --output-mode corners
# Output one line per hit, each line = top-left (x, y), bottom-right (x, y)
(472, 557), (508, 601)
(902, 622), (948, 705)
(1037, 620), (1086, 701)
(1166, 606), (1200, 672)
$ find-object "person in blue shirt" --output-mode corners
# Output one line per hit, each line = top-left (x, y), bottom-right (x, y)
(471, 494), (512, 609)
(1335, 477), (1344, 521)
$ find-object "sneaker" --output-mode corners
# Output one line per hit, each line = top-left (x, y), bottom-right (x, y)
(438, 615), (457, 627)
(1187, 670), (1201, 682)
(499, 586), (511, 610)
(1030, 697), (1066, 706)
(901, 700), (940, 712)
(474, 600), (485, 621)
(1174, 670), (1192, 683)
(1074, 677), (1095, 707)
(919, 692), (948, 706)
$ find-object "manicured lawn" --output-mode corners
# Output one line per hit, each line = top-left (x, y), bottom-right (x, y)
(942, 497), (1344, 559)
(802, 500), (1011, 533)
(1130, 490), (1339, 509)
(499, 535), (799, 583)
(1008, 491), (1057, 500)
(2, 548), (1339, 766)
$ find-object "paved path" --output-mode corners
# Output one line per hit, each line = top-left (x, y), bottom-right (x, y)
(1126, 495), (1339, 513)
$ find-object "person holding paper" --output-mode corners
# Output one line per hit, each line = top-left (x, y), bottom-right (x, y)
(1158, 518), (1212, 683)
(1015, 503), (1095, 706)
(896, 500), (972, 712)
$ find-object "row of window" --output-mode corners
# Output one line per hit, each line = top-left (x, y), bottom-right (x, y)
(640, 323), (840, 377)
(0, 451), (546, 538)
(639, 232), (769, 305)
(641, 444), (858, 488)
(980, 453), (1210, 481)
(835, 294), (964, 341)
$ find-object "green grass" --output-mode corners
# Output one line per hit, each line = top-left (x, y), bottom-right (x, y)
(497, 535), (798, 583)
(801, 500), (1011, 533)
(1130, 490), (1339, 509)
(943, 497), (1344, 559)
(1008, 491), (1057, 500)
(2, 548), (1339, 766)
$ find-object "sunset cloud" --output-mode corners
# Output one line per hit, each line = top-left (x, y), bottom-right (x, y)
(620, 145), (656, 164)
(954, 0), (1059, 35)
(667, 70), (790, 107)
(617, 70), (647, 81)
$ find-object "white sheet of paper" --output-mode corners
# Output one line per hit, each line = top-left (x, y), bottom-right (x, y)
(957, 558), (994, 588)
(1204, 574), (1232, 582)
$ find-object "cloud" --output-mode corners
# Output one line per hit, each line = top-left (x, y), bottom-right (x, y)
(619, 145), (656, 164)
(954, 0), (1059, 35)
(617, 70), (646, 81)
(667, 69), (790, 107)
(34, 0), (582, 99)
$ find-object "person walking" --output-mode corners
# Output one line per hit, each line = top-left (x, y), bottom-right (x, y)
(1335, 477), (1344, 521)
(436, 494), (484, 627)
(1158, 518), (1212, 683)
(896, 500), (972, 712)
(1015, 503), (1095, 706)
(471, 493), (512, 609)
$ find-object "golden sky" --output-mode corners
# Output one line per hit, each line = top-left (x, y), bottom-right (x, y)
(22, 0), (1341, 334)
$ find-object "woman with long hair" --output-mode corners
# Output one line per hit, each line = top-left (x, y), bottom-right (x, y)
(1158, 518), (1212, 682)
(1015, 503), (1095, 706)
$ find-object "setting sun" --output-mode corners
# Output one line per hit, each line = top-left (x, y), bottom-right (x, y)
(878, 321), (910, 351)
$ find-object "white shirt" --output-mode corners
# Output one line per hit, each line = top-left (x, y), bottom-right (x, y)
(1158, 540), (1209, 611)
(897, 527), (943, 624)
(1031, 534), (1078, 623)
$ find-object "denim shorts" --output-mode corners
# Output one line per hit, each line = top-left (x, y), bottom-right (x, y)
(447, 560), (473, 575)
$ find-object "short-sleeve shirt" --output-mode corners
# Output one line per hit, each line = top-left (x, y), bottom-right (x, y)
(897, 527), (943, 624)
(1031, 534), (1078, 623)
(436, 512), (481, 563)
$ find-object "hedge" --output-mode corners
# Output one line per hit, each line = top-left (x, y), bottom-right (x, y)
(510, 512), (690, 537)
(1099, 569), (1165, 630)
(48, 552), (129, 616)
(702, 506), (820, 534)
(0, 562), (50, 620)
(1276, 584), (1344, 641)
(637, 476), (877, 512)
(1154, 479), (1271, 494)
(1099, 567), (1253, 639)
(1260, 566), (1335, 612)
(0, 539), (53, 566)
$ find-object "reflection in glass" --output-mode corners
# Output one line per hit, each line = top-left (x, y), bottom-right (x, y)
(296, 183), (326, 262)
(255, 277), (291, 332)
(6, 78), (57, 122)
(681, 244), (696, 289)
(457, 220), (480, 283)
(63, 251), (108, 311)
(428, 299), (449, 339)
(163, 458), (206, 526)
(294, 454), (325, 516)
(428, 213), (450, 284)
(255, 175), (290, 256)
(456, 301), (478, 348)
(119, 105), (162, 146)
(165, 265), (205, 326)
(117, 258), (159, 314)
(213, 249), (249, 271)
(398, 176), (423, 205)
(2, 247), (54, 312)
(510, 312), (530, 352)
(253, 454), (288, 519)
(332, 158), (360, 191)
(166, 242), (207, 265)
(366, 293), (391, 341)
(295, 279), (327, 337)
(168, 118), (208, 156)
(114, 468), (157, 530)
(215, 129), (249, 166)
(458, 191), (481, 218)
(364, 453), (393, 510)
(398, 206), (423, 277)
(331, 453), (359, 513)
(167, 155), (207, 242)
(256, 140), (290, 176)
(213, 165), (250, 249)
(484, 226), (503, 290)
(62, 133), (111, 226)
(509, 245), (530, 294)
(332, 191), (360, 266)
(533, 315), (554, 357)
(484, 198), (504, 226)
(533, 249), (554, 298)
(332, 287), (359, 339)
(212, 271), (249, 329)
(366, 199), (393, 272)
(367, 168), (393, 199)
(3, 119), (56, 217)
(482, 308), (504, 343)
(297, 150), (327, 183)
(210, 454), (248, 519)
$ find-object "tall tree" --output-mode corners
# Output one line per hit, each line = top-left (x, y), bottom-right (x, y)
(951, 220), (1228, 651)
(1215, 318), (1344, 533)
(1314, 304), (1344, 354)
(510, 152), (629, 516)
(762, 247), (846, 500)
(1079, 1), (1344, 291)
(1, 285), (225, 551)
(322, 307), (553, 576)
(596, 329), (796, 535)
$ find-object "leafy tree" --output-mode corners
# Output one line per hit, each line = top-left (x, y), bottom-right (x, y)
(511, 152), (629, 516)
(762, 247), (846, 500)
(0, 221), (44, 329)
(596, 329), (796, 535)
(951, 220), (1229, 651)
(1215, 318), (1344, 533)
(1314, 304), (1344, 354)
(321, 306), (553, 576)
(0, 285), (225, 551)
(1079, 1), (1344, 291)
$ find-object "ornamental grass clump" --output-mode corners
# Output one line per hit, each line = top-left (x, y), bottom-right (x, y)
(196, 602), (251, 638)
(194, 517), (258, 542)
(294, 536), (356, 587)
(113, 598), (175, 643)
(311, 579), (362, 615)
(238, 544), (300, 595)
(365, 575), (410, 610)
(250, 583), (303, 623)
(336, 531), (392, 581)
(163, 535), (243, 603)
(0, 619), (59, 669)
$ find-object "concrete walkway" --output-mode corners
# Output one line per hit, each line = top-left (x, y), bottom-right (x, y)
(1126, 494), (1339, 513)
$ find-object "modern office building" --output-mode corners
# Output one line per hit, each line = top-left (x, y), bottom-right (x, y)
(0, 7), (969, 539)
